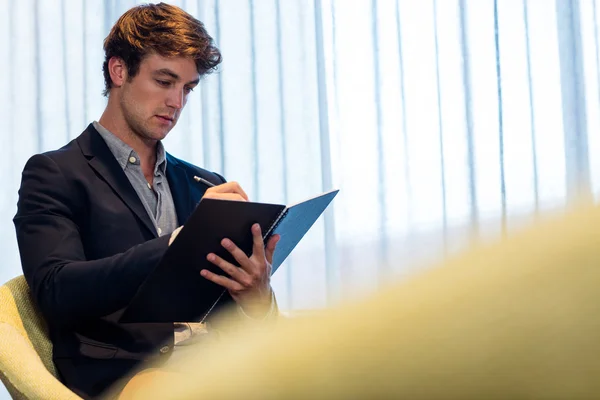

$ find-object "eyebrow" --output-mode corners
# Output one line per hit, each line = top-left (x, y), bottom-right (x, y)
(154, 68), (200, 85)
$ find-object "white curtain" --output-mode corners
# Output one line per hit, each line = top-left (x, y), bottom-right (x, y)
(1, 0), (599, 312)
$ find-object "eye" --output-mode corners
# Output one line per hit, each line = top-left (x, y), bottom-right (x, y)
(156, 79), (171, 87)
(184, 86), (195, 94)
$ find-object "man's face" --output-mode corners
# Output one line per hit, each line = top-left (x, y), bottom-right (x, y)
(119, 53), (200, 142)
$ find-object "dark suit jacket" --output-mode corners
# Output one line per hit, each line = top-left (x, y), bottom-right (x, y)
(13, 124), (225, 399)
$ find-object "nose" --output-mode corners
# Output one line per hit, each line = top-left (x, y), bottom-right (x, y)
(166, 88), (184, 110)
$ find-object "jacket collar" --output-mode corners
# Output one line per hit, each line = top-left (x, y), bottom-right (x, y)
(76, 123), (195, 235)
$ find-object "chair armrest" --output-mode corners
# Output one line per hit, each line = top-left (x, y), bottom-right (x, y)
(0, 323), (81, 400)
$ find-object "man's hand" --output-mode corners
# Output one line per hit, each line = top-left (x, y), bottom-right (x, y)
(201, 223), (280, 318)
(202, 182), (248, 202)
(170, 183), (248, 245)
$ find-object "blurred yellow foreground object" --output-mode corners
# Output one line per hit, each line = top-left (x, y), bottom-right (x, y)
(116, 204), (600, 399)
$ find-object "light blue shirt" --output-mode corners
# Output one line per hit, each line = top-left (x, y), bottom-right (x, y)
(93, 121), (178, 237)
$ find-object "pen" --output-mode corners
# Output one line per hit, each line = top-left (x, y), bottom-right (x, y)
(193, 175), (216, 187)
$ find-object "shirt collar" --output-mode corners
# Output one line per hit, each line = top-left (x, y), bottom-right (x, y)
(93, 121), (167, 175)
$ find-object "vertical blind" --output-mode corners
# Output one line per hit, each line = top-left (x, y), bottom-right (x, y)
(1, 0), (599, 312)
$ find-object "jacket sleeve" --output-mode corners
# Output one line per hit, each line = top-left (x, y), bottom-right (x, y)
(13, 154), (171, 327)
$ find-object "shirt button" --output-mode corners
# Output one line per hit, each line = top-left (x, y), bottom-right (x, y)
(159, 345), (170, 354)
(128, 156), (137, 164)
(157, 228), (162, 236)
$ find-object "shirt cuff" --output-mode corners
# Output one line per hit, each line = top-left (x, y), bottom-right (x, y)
(237, 290), (276, 320)
(169, 226), (183, 246)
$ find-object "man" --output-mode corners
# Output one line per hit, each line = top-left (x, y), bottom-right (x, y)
(13, 3), (279, 399)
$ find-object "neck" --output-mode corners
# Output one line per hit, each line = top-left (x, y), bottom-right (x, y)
(98, 97), (157, 167)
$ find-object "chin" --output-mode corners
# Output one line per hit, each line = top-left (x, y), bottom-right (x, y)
(149, 131), (170, 142)
(144, 125), (174, 142)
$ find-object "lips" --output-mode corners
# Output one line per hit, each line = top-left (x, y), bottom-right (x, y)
(156, 115), (174, 123)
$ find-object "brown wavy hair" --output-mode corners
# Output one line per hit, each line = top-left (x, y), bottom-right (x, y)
(102, 2), (222, 96)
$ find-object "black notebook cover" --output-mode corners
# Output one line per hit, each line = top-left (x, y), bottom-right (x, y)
(119, 189), (338, 323)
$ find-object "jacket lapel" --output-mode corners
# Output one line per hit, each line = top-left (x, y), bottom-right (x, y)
(165, 154), (195, 226)
(76, 124), (157, 237)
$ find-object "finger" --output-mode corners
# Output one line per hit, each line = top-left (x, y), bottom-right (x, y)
(221, 238), (255, 274)
(251, 223), (266, 262)
(265, 234), (280, 265)
(200, 269), (244, 292)
(206, 253), (247, 281)
(206, 182), (248, 200)
(202, 192), (247, 202)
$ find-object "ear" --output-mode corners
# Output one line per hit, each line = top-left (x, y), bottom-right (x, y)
(107, 57), (127, 88)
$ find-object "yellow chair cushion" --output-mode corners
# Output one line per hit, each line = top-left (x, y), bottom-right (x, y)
(0, 276), (81, 399)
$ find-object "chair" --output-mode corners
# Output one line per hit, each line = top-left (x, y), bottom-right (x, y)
(0, 275), (81, 399)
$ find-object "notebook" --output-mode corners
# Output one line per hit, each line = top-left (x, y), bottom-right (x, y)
(119, 189), (339, 323)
